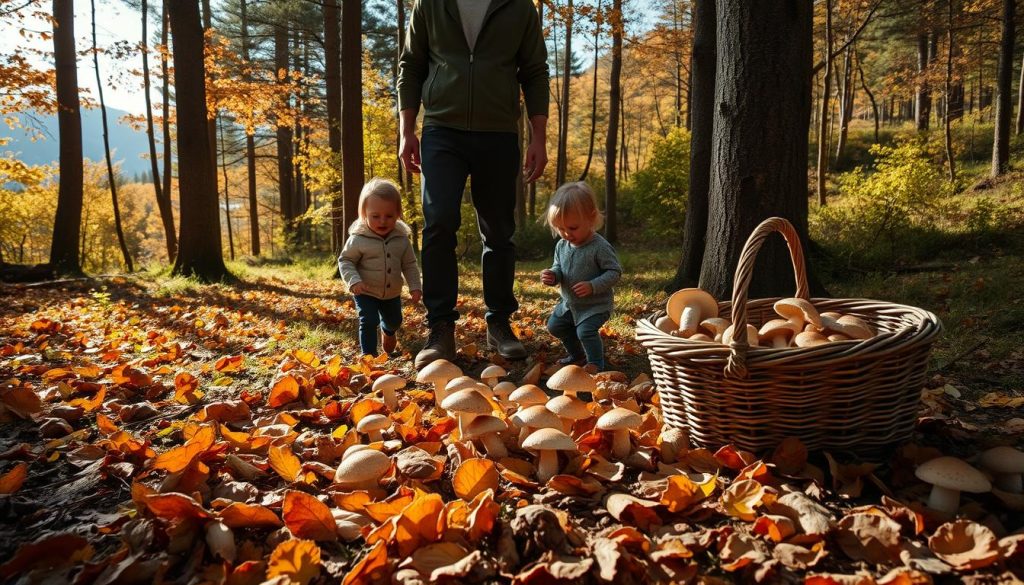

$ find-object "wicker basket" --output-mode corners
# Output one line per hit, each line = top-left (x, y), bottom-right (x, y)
(636, 217), (942, 455)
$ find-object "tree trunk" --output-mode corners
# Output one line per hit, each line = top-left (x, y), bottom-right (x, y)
(856, 53), (879, 143)
(168, 0), (228, 281)
(201, 0), (218, 202)
(50, 0), (84, 277)
(161, 0), (173, 244)
(219, 118), (235, 260)
(834, 45), (854, 163)
(1017, 47), (1024, 135)
(669, 0), (714, 291)
(556, 0), (572, 186)
(603, 0), (622, 244)
(673, 0), (683, 127)
(944, 0), (956, 182)
(240, 0), (260, 256)
(325, 0), (342, 251)
(395, 0), (407, 191)
(991, 0), (1013, 177)
(91, 0), (133, 272)
(579, 0), (601, 182)
(274, 25), (295, 243)
(142, 0), (175, 263)
(915, 32), (930, 131)
(699, 0), (814, 300)
(815, 0), (832, 206)
(341, 0), (364, 241)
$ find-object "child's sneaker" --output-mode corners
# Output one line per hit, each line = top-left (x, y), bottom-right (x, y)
(557, 354), (586, 366)
(381, 328), (398, 355)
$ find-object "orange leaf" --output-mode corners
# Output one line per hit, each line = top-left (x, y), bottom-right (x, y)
(226, 560), (266, 585)
(1, 384), (43, 418)
(199, 400), (252, 423)
(394, 492), (444, 556)
(174, 372), (203, 405)
(341, 540), (388, 585)
(145, 492), (211, 520)
(0, 533), (92, 579)
(350, 397), (386, 424)
(269, 442), (302, 483)
(150, 423), (216, 473)
(364, 491), (416, 523)
(218, 502), (283, 529)
(332, 490), (374, 513)
(0, 462), (29, 494)
(266, 539), (321, 585)
(467, 489), (499, 542)
(215, 355), (245, 373)
(269, 375), (300, 408)
(452, 458), (499, 501)
(660, 474), (705, 513)
(69, 386), (105, 413)
(721, 479), (764, 522)
(292, 348), (320, 367)
(282, 490), (337, 541)
(96, 413), (118, 436)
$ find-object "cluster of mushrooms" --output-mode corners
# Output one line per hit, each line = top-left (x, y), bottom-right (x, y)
(654, 288), (877, 348)
(333, 360), (665, 489)
(915, 446), (1024, 514)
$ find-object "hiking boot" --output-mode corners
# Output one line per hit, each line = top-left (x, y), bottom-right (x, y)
(486, 320), (527, 360)
(415, 321), (456, 369)
(381, 328), (398, 355)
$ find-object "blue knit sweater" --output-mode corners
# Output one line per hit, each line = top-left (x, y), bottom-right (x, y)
(548, 234), (622, 324)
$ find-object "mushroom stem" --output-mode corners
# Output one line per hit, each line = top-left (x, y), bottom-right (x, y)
(995, 473), (1023, 494)
(610, 429), (632, 460)
(679, 306), (701, 337)
(519, 426), (532, 445)
(560, 417), (574, 435)
(480, 433), (508, 459)
(927, 485), (962, 514)
(433, 383), (446, 409)
(382, 388), (398, 411)
(367, 429), (383, 443)
(536, 449), (560, 483)
(772, 336), (788, 349)
(457, 412), (478, 439)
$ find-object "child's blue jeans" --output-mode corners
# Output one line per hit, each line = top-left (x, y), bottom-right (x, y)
(354, 294), (403, 355)
(546, 310), (610, 370)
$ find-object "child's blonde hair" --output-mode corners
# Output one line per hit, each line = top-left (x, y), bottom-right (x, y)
(545, 181), (604, 236)
(358, 177), (403, 221)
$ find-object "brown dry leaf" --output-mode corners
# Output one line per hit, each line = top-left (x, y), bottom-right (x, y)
(149, 423), (216, 473)
(719, 533), (766, 572)
(227, 560), (266, 585)
(0, 462), (29, 494)
(68, 386), (105, 412)
(95, 412), (118, 436)
(753, 514), (797, 543)
(453, 458), (499, 501)
(546, 474), (604, 497)
(268, 374), (301, 408)
(721, 479), (764, 522)
(282, 490), (337, 541)
(199, 400), (252, 423)
(927, 519), (1001, 571)
(584, 455), (625, 482)
(395, 446), (444, 481)
(408, 542), (469, 577)
(0, 383), (43, 418)
(835, 512), (902, 564)
(0, 533), (93, 579)
(773, 541), (827, 570)
(605, 492), (662, 532)
(144, 492), (211, 520)
(591, 537), (625, 582)
(768, 491), (834, 539)
(173, 372), (203, 404)
(511, 554), (594, 585)
(714, 445), (756, 471)
(394, 492), (445, 557)
(824, 453), (877, 498)
(660, 474), (709, 513)
(218, 502), (283, 529)
(805, 573), (876, 585)
(266, 539), (321, 585)
(268, 441), (302, 483)
(875, 567), (933, 585)
(770, 437), (809, 475)
(350, 397), (386, 424)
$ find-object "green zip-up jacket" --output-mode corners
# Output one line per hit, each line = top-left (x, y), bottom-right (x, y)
(398, 0), (549, 134)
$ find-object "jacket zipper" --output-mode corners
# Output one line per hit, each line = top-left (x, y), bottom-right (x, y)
(468, 52), (474, 130)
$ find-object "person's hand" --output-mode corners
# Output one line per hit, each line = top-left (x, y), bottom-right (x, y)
(571, 282), (593, 297)
(410, 289), (422, 304)
(523, 134), (547, 183)
(540, 269), (556, 286)
(400, 132), (421, 174)
(350, 282), (366, 295)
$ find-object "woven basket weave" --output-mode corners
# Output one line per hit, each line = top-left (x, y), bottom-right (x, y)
(636, 217), (942, 455)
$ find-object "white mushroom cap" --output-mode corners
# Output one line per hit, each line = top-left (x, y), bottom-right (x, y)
(915, 456), (991, 514)
(492, 381), (517, 401)
(794, 331), (829, 347)
(416, 359), (462, 383)
(480, 365), (507, 385)
(836, 315), (874, 339)
(546, 365), (597, 396)
(356, 413), (391, 433)
(655, 315), (677, 333)
(522, 428), (578, 452)
(510, 384), (549, 407)
(445, 375), (482, 394)
(699, 317), (732, 341)
(688, 333), (713, 342)
(721, 324), (759, 347)
(441, 389), (492, 415)
(463, 415), (508, 439)
(511, 405), (562, 430)
(774, 298), (822, 330)
(546, 395), (592, 421)
(980, 446), (1024, 474)
(334, 448), (391, 487)
(759, 318), (800, 348)
(596, 407), (643, 431)
(666, 288), (719, 336)
(372, 374), (406, 393)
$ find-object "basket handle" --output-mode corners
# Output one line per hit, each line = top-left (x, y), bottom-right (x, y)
(725, 217), (809, 379)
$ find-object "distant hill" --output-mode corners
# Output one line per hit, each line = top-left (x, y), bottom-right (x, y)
(0, 107), (158, 179)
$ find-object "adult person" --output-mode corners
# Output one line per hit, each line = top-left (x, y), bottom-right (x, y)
(398, 0), (549, 370)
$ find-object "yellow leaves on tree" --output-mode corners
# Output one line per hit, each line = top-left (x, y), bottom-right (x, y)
(452, 458), (499, 501)
(266, 539), (321, 585)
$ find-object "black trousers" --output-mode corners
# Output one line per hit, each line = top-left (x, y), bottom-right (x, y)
(419, 125), (520, 326)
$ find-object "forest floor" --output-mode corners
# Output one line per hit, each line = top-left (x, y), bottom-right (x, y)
(1, 202), (1023, 583)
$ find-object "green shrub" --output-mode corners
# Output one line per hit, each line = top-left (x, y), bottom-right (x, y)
(620, 126), (690, 241)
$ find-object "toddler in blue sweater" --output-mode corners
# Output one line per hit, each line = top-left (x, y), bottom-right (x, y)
(540, 181), (622, 371)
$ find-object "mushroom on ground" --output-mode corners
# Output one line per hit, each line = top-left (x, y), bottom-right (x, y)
(667, 288), (719, 337)
(441, 388), (492, 437)
(463, 415), (509, 458)
(596, 407), (643, 459)
(373, 374), (406, 411)
(774, 298), (823, 331)
(356, 414), (391, 442)
(492, 381), (517, 403)
(979, 446), (1024, 493)
(522, 427), (578, 483)
(546, 364), (597, 398)
(416, 359), (462, 409)
(794, 331), (829, 347)
(334, 448), (391, 490)
(446, 375), (485, 396)
(510, 404), (563, 445)
(721, 324), (759, 347)
(510, 384), (549, 408)
(546, 394), (592, 435)
(915, 456), (991, 514)
(480, 364), (507, 388)
(759, 319), (800, 348)
(658, 427), (689, 464)
(699, 318), (732, 342)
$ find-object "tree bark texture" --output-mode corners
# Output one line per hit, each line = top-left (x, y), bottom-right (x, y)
(991, 0), (1013, 177)
(219, 119), (235, 260)
(856, 53), (879, 143)
(341, 0), (364, 242)
(815, 0), (832, 205)
(1017, 48), (1024, 135)
(50, 0), (84, 276)
(579, 0), (601, 182)
(161, 0), (173, 246)
(168, 0), (228, 281)
(915, 32), (930, 131)
(669, 0), (713, 291)
(834, 46), (854, 163)
(274, 24), (295, 241)
(603, 0), (622, 244)
(142, 0), (176, 263)
(699, 0), (814, 300)
(240, 0), (259, 256)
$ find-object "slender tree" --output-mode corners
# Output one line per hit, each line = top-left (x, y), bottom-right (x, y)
(991, 0), (1013, 177)
(341, 0), (364, 240)
(579, 0), (602, 182)
(239, 0), (259, 256)
(856, 52), (879, 143)
(815, 0), (832, 205)
(1017, 48), (1024, 135)
(915, 31), (930, 130)
(161, 0), (172, 233)
(168, 0), (229, 281)
(943, 0), (955, 182)
(604, 0), (623, 244)
(50, 0), (84, 277)
(142, 0), (176, 262)
(325, 0), (342, 250)
(219, 119), (235, 260)
(699, 0), (814, 299)
(274, 23), (295, 242)
(556, 0), (573, 186)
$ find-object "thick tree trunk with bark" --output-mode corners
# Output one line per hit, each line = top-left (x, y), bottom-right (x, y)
(556, 0), (572, 186)
(50, 0), (84, 277)
(815, 0), (832, 205)
(239, 0), (259, 256)
(275, 25), (295, 242)
(699, 0), (814, 300)
(991, 0), (1014, 177)
(168, 0), (228, 281)
(142, 0), (175, 263)
(603, 0), (622, 244)
(669, 0), (713, 291)
(341, 0), (364, 241)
